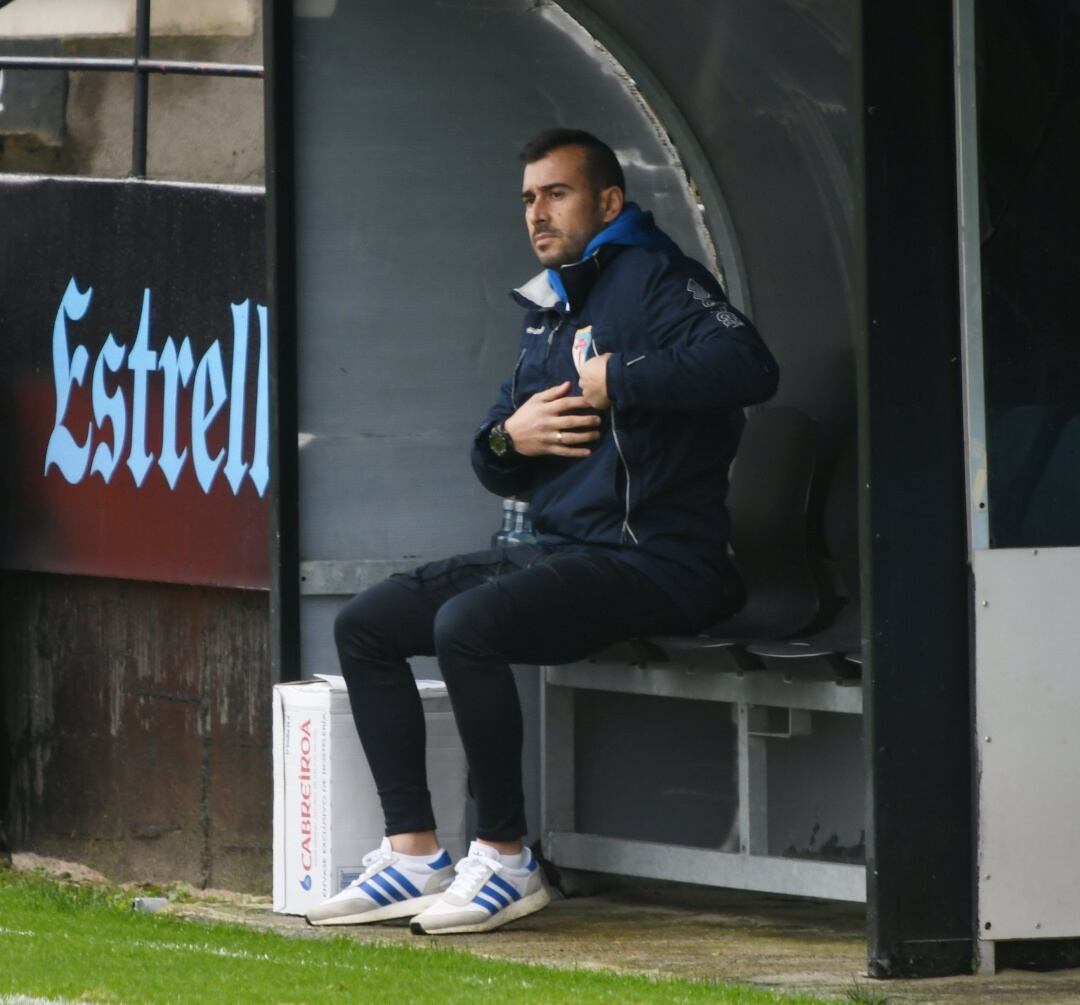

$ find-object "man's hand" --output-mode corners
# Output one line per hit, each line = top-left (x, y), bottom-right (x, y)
(578, 353), (612, 410)
(504, 381), (602, 457)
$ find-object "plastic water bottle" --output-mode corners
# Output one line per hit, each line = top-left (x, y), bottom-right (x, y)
(491, 497), (516, 547)
(505, 500), (538, 545)
(522, 510), (537, 544)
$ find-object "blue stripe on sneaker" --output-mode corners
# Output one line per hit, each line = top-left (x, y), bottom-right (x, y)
(488, 873), (522, 901)
(360, 881), (391, 907)
(383, 866), (421, 898)
(472, 894), (501, 914)
(428, 851), (452, 870)
(370, 874), (407, 902)
(478, 884), (510, 909)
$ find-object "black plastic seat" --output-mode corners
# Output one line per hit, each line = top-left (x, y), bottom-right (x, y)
(650, 406), (822, 671)
(748, 432), (860, 679)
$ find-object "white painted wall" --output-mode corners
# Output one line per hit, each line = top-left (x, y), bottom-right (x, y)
(0, 0), (254, 38)
(975, 547), (1080, 942)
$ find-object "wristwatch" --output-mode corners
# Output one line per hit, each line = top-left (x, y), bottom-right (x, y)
(488, 420), (514, 458)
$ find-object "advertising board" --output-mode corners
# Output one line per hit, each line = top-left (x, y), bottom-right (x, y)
(0, 176), (268, 588)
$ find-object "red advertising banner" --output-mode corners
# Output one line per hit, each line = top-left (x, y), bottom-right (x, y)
(0, 176), (269, 589)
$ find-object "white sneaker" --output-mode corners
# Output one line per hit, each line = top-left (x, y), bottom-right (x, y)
(305, 838), (453, 926)
(409, 841), (551, 935)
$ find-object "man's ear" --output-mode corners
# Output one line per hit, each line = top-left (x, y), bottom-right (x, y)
(599, 185), (624, 223)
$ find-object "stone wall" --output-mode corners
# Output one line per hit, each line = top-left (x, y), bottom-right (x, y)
(1, 573), (272, 891)
(0, 0), (264, 183)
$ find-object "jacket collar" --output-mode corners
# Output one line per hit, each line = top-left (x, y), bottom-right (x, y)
(512, 244), (624, 314)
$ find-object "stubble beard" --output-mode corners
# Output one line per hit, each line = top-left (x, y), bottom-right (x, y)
(533, 231), (592, 269)
(532, 200), (606, 268)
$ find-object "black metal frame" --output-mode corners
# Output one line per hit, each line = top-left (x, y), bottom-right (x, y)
(0, 0), (263, 178)
(857, 0), (974, 978)
(263, 0), (299, 683)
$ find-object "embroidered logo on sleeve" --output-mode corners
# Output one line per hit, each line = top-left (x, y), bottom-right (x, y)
(572, 325), (594, 374)
(687, 278), (744, 329)
(714, 309), (744, 328)
(687, 278), (718, 307)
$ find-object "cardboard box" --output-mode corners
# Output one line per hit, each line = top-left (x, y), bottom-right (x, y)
(272, 674), (467, 916)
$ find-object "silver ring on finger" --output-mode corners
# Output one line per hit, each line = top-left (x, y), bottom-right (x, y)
(556, 430), (564, 444)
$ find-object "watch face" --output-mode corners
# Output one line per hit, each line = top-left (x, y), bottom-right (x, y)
(489, 424), (510, 456)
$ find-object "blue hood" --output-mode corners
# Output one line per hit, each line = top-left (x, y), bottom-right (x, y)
(547, 202), (682, 306)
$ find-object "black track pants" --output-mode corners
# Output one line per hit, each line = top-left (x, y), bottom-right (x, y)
(333, 544), (693, 842)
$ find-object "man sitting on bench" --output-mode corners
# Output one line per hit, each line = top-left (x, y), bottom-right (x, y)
(307, 128), (779, 934)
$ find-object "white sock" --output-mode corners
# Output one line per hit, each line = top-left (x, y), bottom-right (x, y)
(499, 848), (528, 869)
(395, 849), (445, 866)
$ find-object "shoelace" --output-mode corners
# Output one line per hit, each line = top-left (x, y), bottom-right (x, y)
(348, 844), (395, 888)
(445, 853), (503, 899)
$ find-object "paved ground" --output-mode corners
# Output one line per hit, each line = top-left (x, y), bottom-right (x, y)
(14, 854), (1080, 1003)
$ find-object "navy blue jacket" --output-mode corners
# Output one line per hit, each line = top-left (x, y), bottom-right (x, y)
(472, 206), (779, 626)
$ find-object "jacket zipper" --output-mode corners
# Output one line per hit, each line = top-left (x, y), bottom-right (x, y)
(593, 339), (638, 545)
(546, 318), (564, 356)
(509, 346), (527, 408)
(609, 407), (638, 545)
(514, 315), (561, 409)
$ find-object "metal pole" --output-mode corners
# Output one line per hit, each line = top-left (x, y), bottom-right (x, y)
(954, 0), (989, 553)
(0, 56), (263, 77)
(131, 0), (152, 177)
(264, 0), (301, 682)
(860, 0), (974, 978)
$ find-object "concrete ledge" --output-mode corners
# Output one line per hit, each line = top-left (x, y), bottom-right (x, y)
(0, 0), (254, 38)
(12, 854), (1080, 1003)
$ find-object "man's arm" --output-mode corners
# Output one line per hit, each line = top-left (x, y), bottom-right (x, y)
(471, 374), (534, 497)
(471, 379), (603, 496)
(601, 258), (779, 412)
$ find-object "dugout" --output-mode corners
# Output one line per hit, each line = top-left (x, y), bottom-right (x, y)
(264, 0), (1080, 979)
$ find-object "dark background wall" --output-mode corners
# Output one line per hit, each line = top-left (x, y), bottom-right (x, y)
(291, 0), (724, 685)
(980, 0), (1080, 548)
(291, 0), (739, 847)
(566, 0), (856, 438)
(289, 0), (856, 848)
(291, 0), (855, 637)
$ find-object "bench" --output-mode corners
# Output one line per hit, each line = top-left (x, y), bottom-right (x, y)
(540, 407), (867, 902)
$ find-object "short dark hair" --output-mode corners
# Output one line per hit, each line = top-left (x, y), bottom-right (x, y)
(518, 128), (626, 194)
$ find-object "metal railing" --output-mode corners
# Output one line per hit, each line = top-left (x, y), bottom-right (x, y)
(0, 0), (263, 177)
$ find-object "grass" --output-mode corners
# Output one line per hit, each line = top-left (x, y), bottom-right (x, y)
(0, 868), (840, 1005)
(844, 985), (891, 1005)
